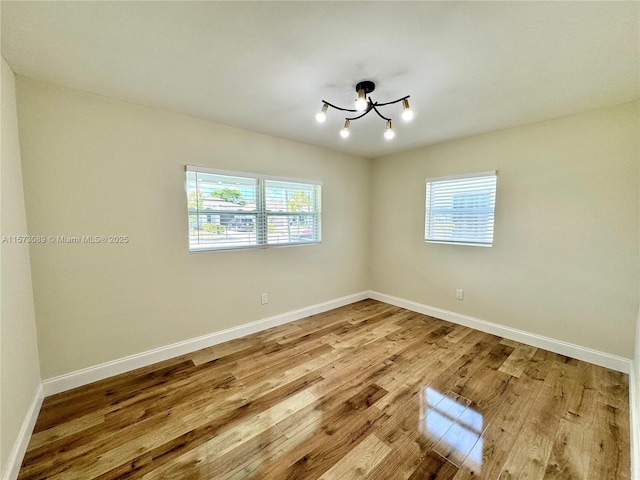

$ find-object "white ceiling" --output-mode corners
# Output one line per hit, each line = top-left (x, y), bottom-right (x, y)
(2, 1), (638, 158)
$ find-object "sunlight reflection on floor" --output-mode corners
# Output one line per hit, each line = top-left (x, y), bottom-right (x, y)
(420, 387), (484, 470)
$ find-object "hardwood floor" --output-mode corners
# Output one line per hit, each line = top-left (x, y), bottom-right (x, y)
(19, 300), (630, 479)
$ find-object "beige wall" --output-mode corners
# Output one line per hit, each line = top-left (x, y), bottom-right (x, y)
(634, 310), (640, 475)
(634, 130), (640, 472)
(16, 77), (371, 379)
(0, 59), (41, 473)
(371, 101), (639, 358)
(10, 75), (640, 380)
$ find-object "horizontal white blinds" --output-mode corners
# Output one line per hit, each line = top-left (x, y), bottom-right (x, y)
(186, 167), (321, 251)
(264, 180), (321, 246)
(425, 173), (497, 246)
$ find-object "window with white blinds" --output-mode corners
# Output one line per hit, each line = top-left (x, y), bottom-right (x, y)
(186, 166), (321, 252)
(425, 172), (497, 246)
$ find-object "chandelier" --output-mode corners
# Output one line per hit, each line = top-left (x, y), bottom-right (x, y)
(315, 80), (413, 140)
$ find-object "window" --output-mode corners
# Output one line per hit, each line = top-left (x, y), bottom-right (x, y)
(186, 166), (321, 251)
(425, 171), (497, 246)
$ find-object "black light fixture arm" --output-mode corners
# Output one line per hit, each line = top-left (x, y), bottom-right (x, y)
(343, 101), (390, 122)
(320, 100), (357, 113)
(370, 104), (392, 122)
(345, 104), (374, 121)
(375, 95), (410, 107)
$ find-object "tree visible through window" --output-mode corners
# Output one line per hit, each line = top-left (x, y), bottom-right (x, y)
(425, 172), (497, 246)
(186, 166), (321, 251)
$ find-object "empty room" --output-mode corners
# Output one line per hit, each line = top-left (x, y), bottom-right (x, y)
(1, 2), (639, 479)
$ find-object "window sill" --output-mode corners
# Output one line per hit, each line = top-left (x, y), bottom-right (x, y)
(189, 240), (321, 253)
(424, 240), (492, 248)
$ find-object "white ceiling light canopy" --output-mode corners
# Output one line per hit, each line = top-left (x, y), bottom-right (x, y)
(316, 80), (413, 140)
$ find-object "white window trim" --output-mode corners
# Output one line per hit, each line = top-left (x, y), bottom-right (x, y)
(186, 165), (322, 252)
(186, 165), (322, 185)
(425, 170), (496, 184)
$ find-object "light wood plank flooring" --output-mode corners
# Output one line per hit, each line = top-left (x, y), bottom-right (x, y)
(19, 300), (630, 479)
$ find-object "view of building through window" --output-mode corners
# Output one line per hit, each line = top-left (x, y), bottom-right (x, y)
(186, 167), (321, 251)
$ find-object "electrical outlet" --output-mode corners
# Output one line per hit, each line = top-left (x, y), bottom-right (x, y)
(261, 293), (269, 305)
(456, 289), (464, 300)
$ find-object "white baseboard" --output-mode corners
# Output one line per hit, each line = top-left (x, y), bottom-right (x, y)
(42, 291), (369, 396)
(631, 363), (639, 480)
(368, 291), (632, 373)
(2, 384), (43, 480)
(42, 289), (631, 396)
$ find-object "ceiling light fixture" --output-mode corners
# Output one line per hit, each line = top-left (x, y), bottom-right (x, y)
(316, 80), (412, 140)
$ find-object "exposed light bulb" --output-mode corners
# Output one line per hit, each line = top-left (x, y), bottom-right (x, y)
(315, 103), (328, 123)
(354, 89), (368, 111)
(340, 120), (350, 138)
(401, 99), (414, 122)
(384, 120), (395, 140)
(401, 109), (414, 122)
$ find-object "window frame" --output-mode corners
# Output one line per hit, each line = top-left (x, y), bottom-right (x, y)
(186, 165), (322, 252)
(424, 171), (497, 247)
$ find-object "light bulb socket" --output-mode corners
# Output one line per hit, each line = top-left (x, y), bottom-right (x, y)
(384, 120), (395, 140)
(355, 89), (368, 111)
(401, 98), (414, 121)
(315, 103), (328, 123)
(354, 81), (375, 111)
(340, 119), (350, 138)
